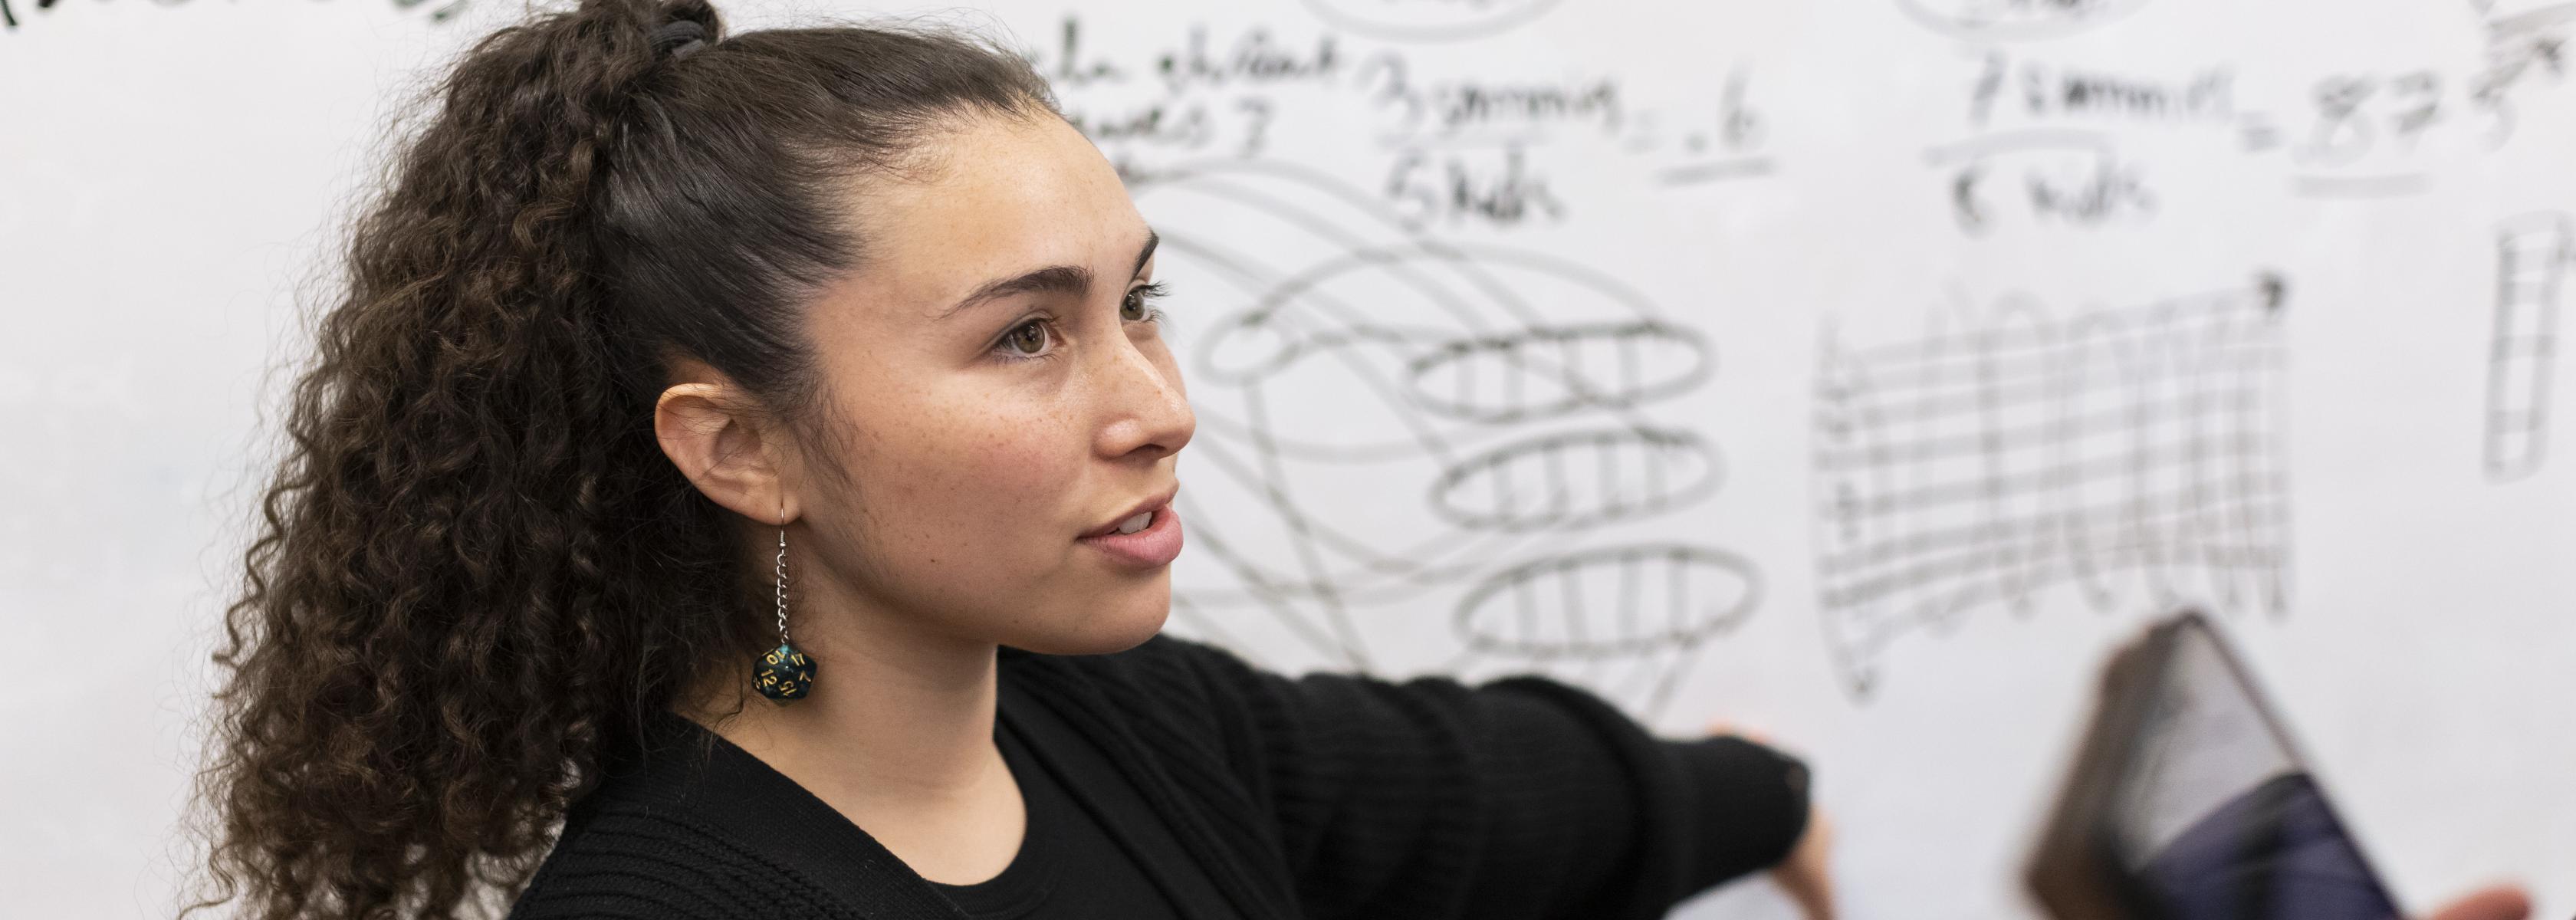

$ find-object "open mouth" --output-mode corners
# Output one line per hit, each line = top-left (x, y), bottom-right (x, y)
(1075, 501), (1183, 567)
(1102, 509), (1155, 535)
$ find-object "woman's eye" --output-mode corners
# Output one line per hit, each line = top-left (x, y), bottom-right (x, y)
(1001, 319), (1051, 358)
(1122, 281), (1170, 324)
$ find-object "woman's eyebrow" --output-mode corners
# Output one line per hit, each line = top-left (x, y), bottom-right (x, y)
(935, 228), (1158, 322)
(1130, 228), (1158, 278)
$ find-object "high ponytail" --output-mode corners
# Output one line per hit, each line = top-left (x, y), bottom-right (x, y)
(181, 0), (1061, 916)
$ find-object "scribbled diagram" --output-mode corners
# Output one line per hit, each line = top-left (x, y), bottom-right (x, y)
(2, 0), (464, 30)
(1812, 274), (2295, 698)
(1134, 159), (1756, 718)
(2486, 213), (2568, 482)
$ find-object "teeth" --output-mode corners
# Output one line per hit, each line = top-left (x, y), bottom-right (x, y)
(1116, 511), (1152, 534)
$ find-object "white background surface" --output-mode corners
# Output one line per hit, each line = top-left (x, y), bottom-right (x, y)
(4, 0), (2571, 917)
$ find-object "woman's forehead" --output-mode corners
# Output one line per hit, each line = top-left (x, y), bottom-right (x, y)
(829, 116), (1148, 320)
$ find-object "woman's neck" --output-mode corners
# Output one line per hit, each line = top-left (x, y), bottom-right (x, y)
(673, 613), (1031, 884)
(675, 610), (1013, 816)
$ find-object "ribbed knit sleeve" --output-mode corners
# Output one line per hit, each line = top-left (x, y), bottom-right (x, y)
(1155, 635), (1812, 920)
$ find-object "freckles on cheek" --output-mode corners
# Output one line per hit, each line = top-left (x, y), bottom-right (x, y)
(905, 414), (1076, 525)
(958, 437), (1071, 508)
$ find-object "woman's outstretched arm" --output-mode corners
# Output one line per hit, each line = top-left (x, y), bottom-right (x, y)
(1152, 633), (1815, 920)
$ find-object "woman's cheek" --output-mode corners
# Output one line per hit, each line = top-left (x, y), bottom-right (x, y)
(949, 417), (1080, 526)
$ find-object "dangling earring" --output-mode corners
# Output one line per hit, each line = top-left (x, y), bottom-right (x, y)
(754, 525), (816, 703)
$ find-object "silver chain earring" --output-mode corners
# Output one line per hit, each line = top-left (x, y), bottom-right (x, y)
(753, 526), (816, 702)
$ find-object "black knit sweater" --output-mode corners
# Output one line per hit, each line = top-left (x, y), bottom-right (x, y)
(505, 632), (1812, 919)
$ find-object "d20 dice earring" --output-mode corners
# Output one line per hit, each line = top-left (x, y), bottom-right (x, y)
(754, 526), (815, 703)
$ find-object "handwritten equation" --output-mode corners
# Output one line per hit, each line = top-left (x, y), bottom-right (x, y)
(1924, 3), (2574, 233)
(1033, 17), (1777, 228)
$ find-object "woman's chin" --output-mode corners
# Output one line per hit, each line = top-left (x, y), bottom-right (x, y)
(1015, 591), (1171, 656)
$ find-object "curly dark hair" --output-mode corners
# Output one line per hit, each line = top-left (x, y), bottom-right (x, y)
(178, 1), (1061, 917)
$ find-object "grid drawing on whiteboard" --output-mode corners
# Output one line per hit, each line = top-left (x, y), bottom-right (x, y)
(2486, 212), (2566, 482)
(1812, 274), (2295, 699)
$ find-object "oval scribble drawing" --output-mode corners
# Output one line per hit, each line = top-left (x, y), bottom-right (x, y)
(1300, 0), (1564, 41)
(1428, 427), (1722, 531)
(1408, 319), (1712, 423)
(1454, 544), (1759, 659)
(1894, 0), (2156, 41)
(1194, 308), (1398, 387)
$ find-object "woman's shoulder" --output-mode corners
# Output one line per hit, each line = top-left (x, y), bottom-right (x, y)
(503, 711), (887, 918)
(505, 796), (825, 918)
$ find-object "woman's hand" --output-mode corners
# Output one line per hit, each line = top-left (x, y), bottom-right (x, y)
(1701, 718), (2534, 920)
(1704, 718), (1835, 920)
(2426, 886), (2531, 920)
(1770, 801), (1834, 920)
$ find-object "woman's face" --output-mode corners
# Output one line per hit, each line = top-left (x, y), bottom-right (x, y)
(790, 113), (1192, 656)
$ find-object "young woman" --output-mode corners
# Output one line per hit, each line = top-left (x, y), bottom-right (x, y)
(182, 0), (1837, 917)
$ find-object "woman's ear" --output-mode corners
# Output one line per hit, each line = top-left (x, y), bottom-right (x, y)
(655, 379), (798, 525)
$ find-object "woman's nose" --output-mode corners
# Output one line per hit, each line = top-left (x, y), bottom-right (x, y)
(1094, 337), (1194, 461)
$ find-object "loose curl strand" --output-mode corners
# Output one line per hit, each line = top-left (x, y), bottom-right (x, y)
(178, 0), (1060, 917)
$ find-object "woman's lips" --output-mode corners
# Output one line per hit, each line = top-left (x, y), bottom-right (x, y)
(1075, 501), (1182, 568)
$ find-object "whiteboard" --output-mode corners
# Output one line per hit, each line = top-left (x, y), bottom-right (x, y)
(5, 0), (2571, 917)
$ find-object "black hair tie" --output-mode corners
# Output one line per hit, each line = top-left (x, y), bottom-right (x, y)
(650, 20), (709, 61)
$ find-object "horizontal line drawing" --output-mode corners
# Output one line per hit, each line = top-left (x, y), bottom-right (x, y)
(1658, 157), (1779, 186)
(1893, 0), (2159, 41)
(2291, 173), (2433, 198)
(1298, 0), (1564, 42)
(1921, 128), (2116, 166)
(1812, 273), (2295, 699)
(1132, 159), (1757, 718)
(2486, 212), (2568, 481)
